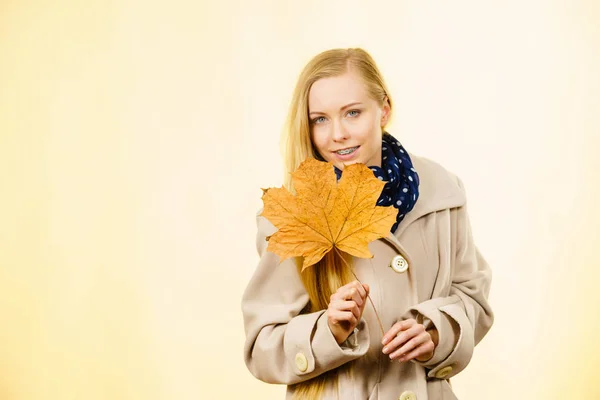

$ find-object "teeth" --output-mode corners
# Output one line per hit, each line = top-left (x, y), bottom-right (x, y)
(336, 146), (358, 155)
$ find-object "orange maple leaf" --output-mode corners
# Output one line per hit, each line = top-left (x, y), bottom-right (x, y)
(260, 158), (397, 271)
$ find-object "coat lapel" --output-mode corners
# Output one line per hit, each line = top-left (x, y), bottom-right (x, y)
(380, 154), (467, 257)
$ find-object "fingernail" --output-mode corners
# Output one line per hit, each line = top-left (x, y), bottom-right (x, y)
(381, 338), (388, 345)
(382, 346), (389, 354)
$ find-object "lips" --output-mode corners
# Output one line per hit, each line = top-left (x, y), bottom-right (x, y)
(333, 146), (359, 155)
(331, 145), (361, 162)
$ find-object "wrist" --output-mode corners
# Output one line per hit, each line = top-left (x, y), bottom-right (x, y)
(340, 327), (360, 349)
(327, 318), (348, 344)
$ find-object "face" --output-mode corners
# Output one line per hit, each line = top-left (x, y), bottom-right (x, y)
(308, 70), (390, 170)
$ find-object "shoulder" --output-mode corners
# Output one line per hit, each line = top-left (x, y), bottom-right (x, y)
(252, 207), (278, 254)
(406, 153), (467, 214)
(410, 153), (462, 187)
(410, 152), (466, 192)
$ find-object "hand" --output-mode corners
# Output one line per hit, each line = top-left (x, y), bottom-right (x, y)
(381, 318), (438, 362)
(326, 281), (370, 345)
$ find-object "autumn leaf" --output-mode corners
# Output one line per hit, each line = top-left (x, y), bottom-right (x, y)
(260, 158), (397, 271)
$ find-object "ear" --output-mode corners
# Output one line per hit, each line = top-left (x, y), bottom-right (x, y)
(381, 96), (391, 126)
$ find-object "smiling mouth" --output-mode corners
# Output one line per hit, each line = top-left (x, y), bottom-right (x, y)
(334, 146), (359, 155)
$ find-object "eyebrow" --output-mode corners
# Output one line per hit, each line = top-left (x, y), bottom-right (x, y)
(309, 102), (363, 116)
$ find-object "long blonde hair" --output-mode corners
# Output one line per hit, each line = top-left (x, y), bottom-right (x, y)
(281, 48), (393, 399)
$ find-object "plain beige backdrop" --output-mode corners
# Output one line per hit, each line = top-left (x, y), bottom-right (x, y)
(1, 1), (599, 399)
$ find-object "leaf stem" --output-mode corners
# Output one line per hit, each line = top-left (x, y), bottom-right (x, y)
(333, 248), (385, 337)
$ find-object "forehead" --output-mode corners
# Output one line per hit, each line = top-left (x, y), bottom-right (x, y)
(308, 71), (370, 111)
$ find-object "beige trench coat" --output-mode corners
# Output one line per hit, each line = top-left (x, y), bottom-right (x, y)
(241, 154), (494, 400)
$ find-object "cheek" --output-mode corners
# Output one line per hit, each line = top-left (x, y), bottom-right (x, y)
(311, 128), (328, 151)
(350, 118), (379, 142)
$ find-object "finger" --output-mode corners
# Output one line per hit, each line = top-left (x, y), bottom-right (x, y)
(330, 286), (354, 302)
(389, 330), (430, 360)
(328, 309), (357, 326)
(333, 300), (361, 319)
(382, 319), (416, 345)
(333, 281), (367, 302)
(342, 281), (366, 300)
(343, 287), (364, 308)
(350, 288), (364, 308)
(398, 340), (435, 362)
(352, 281), (367, 299)
(382, 323), (423, 355)
(362, 283), (370, 297)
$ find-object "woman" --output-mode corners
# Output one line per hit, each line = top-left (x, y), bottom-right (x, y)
(241, 48), (494, 400)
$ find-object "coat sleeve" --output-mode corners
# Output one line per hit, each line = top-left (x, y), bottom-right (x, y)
(241, 210), (370, 385)
(402, 177), (494, 379)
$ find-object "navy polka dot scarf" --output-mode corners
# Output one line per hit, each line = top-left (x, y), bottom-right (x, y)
(333, 131), (420, 233)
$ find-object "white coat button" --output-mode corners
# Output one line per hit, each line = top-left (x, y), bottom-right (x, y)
(399, 390), (417, 400)
(390, 255), (409, 273)
(435, 365), (453, 379)
(295, 352), (308, 372)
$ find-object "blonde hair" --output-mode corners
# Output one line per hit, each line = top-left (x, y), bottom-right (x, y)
(281, 48), (393, 400)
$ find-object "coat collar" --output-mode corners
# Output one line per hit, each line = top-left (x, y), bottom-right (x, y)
(381, 153), (466, 258)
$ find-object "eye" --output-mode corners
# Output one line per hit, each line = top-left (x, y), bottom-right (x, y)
(347, 109), (361, 117)
(312, 116), (326, 125)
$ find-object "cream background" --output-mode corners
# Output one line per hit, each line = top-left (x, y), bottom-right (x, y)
(1, 1), (599, 399)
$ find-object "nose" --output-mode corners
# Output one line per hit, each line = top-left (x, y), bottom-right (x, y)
(331, 120), (349, 142)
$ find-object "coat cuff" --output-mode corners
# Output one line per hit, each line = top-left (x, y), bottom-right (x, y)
(402, 296), (470, 379)
(283, 310), (369, 377)
(413, 310), (459, 367)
